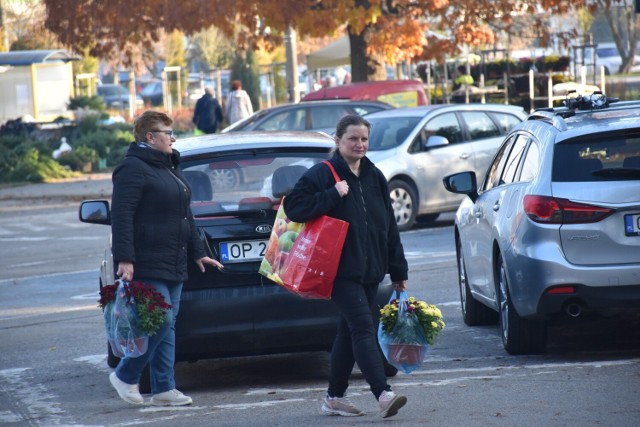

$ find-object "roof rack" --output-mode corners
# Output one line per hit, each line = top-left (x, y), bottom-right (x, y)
(529, 91), (624, 130)
(563, 91), (619, 111)
(527, 110), (568, 131)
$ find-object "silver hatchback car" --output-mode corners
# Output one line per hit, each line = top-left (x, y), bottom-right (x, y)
(365, 104), (527, 230)
(443, 95), (640, 355)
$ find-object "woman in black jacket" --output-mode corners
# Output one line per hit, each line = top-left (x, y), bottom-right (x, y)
(283, 114), (408, 418)
(109, 110), (222, 407)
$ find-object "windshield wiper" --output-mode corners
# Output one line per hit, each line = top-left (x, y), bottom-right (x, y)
(591, 168), (640, 179)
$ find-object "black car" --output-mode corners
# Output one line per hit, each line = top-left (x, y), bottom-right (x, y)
(221, 100), (394, 134)
(79, 131), (396, 385)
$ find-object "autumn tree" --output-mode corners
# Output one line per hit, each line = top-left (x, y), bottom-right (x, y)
(43, 0), (586, 82)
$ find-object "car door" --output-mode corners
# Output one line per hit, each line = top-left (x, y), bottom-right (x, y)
(463, 134), (529, 299)
(409, 112), (476, 212)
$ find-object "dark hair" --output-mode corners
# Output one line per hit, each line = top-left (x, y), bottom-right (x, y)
(230, 80), (242, 91)
(457, 65), (466, 73)
(335, 114), (371, 138)
(133, 110), (173, 142)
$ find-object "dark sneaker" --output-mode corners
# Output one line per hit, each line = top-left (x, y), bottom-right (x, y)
(378, 390), (407, 418)
(150, 389), (193, 406)
(321, 395), (364, 416)
(109, 372), (144, 405)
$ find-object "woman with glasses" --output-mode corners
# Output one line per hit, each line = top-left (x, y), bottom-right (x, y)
(108, 110), (223, 406)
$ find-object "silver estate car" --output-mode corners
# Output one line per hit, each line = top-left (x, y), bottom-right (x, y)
(365, 104), (527, 231)
(443, 95), (640, 355)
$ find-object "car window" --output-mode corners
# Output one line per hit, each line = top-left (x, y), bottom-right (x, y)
(490, 112), (523, 133)
(553, 135), (640, 182)
(462, 112), (501, 141)
(519, 141), (540, 182)
(501, 135), (528, 185)
(310, 106), (348, 130)
(182, 153), (329, 217)
(352, 105), (386, 116)
(482, 135), (516, 191)
(255, 109), (306, 131)
(424, 113), (463, 144)
(367, 116), (421, 151)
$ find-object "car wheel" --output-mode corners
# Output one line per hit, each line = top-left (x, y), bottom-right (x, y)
(416, 213), (440, 224)
(497, 254), (547, 355)
(382, 355), (398, 377)
(457, 239), (498, 326)
(107, 341), (120, 368)
(139, 364), (151, 394)
(389, 180), (417, 231)
(208, 168), (239, 189)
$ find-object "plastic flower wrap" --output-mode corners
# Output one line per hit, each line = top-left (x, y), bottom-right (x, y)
(379, 294), (445, 345)
(99, 280), (172, 358)
(378, 291), (445, 374)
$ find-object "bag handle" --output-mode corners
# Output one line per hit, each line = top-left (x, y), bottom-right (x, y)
(322, 160), (341, 184)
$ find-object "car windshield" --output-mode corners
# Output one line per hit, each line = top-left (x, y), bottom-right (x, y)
(181, 152), (329, 217)
(552, 135), (640, 182)
(367, 116), (422, 151)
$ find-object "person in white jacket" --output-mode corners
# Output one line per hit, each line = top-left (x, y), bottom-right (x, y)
(225, 80), (253, 125)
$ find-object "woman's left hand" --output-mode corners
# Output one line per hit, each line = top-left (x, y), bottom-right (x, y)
(392, 280), (406, 291)
(195, 256), (224, 272)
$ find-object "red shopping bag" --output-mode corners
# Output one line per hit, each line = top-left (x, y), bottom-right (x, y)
(258, 161), (348, 299)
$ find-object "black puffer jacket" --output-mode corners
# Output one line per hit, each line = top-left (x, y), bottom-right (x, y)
(283, 152), (408, 284)
(111, 142), (206, 282)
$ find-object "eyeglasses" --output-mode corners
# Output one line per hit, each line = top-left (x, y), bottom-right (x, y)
(151, 129), (174, 137)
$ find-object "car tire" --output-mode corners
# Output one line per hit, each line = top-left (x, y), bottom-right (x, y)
(416, 213), (440, 224)
(139, 364), (151, 394)
(208, 168), (239, 189)
(497, 254), (547, 355)
(382, 355), (399, 377)
(457, 239), (498, 326)
(107, 342), (120, 369)
(389, 180), (417, 231)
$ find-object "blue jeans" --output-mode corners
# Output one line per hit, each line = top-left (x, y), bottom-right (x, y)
(328, 278), (390, 400)
(115, 279), (182, 395)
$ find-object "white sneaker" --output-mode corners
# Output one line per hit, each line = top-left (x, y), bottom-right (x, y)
(109, 372), (144, 405)
(150, 389), (193, 406)
(378, 390), (407, 418)
(321, 395), (364, 416)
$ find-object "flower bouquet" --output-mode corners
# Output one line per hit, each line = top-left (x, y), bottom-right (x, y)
(377, 291), (445, 374)
(99, 280), (172, 358)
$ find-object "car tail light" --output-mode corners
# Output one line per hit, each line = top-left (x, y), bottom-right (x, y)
(523, 195), (614, 224)
(546, 286), (576, 295)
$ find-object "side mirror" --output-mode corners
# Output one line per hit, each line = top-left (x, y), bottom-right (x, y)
(423, 135), (449, 150)
(79, 200), (111, 225)
(442, 172), (478, 202)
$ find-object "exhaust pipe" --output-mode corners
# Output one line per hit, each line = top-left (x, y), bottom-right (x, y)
(565, 303), (583, 318)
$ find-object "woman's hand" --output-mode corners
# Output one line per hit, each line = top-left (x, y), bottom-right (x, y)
(116, 261), (134, 282)
(335, 180), (349, 197)
(392, 280), (406, 291)
(195, 256), (224, 272)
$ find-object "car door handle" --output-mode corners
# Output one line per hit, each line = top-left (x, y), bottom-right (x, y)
(493, 202), (500, 211)
(460, 153), (470, 160)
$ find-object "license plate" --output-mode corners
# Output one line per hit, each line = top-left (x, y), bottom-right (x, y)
(219, 240), (268, 263)
(624, 214), (640, 236)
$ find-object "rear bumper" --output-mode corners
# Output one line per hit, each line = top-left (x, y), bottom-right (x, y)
(174, 280), (394, 362)
(537, 284), (640, 317)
